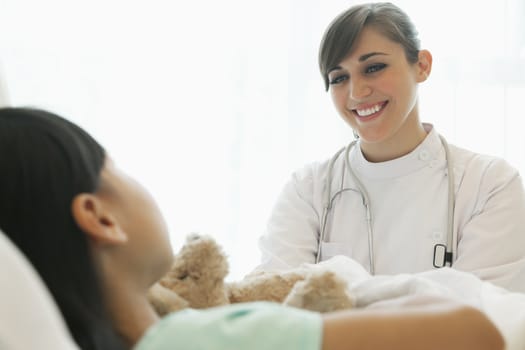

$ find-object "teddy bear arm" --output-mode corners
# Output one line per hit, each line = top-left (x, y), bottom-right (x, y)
(148, 282), (190, 316)
(283, 271), (354, 313)
(227, 272), (306, 304)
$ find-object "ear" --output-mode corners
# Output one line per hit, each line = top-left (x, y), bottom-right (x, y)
(71, 193), (128, 245)
(415, 49), (432, 83)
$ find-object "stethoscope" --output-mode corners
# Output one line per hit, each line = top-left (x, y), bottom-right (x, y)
(315, 134), (456, 275)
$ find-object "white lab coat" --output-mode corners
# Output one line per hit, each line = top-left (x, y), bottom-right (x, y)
(258, 125), (525, 293)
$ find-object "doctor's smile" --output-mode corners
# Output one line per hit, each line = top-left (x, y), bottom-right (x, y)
(351, 100), (388, 121)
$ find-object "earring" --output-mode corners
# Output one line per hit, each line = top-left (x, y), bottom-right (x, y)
(352, 129), (360, 139)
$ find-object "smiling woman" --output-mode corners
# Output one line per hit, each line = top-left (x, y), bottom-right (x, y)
(257, 2), (525, 296)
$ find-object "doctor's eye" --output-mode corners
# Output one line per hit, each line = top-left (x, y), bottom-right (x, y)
(365, 63), (387, 74)
(329, 74), (349, 85)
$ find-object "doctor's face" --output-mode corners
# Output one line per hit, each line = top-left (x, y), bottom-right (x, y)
(328, 26), (430, 153)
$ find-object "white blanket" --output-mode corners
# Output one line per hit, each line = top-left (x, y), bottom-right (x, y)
(308, 256), (525, 350)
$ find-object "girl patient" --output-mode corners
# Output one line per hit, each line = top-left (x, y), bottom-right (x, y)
(0, 107), (503, 350)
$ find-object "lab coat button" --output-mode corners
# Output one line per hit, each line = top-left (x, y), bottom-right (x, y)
(419, 150), (430, 161)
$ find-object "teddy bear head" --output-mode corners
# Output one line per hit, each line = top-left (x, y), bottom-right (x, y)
(158, 234), (229, 308)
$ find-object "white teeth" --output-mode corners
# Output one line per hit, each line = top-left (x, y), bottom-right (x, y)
(356, 103), (383, 117)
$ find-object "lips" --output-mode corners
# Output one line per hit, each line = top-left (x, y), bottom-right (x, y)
(352, 101), (388, 120)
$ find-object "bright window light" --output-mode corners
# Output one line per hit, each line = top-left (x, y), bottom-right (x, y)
(1, 0), (524, 279)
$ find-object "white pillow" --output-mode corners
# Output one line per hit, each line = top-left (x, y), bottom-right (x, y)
(0, 230), (79, 350)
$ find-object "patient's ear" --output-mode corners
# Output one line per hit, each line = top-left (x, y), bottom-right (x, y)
(71, 193), (128, 245)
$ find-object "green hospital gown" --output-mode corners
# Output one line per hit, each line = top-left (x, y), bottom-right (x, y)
(135, 302), (323, 350)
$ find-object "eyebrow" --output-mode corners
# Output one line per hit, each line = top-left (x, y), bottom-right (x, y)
(328, 52), (389, 74)
(358, 52), (388, 62)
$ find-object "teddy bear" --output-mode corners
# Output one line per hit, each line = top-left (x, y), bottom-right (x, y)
(148, 234), (354, 316)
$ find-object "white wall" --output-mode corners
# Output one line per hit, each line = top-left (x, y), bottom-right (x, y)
(1, 0), (524, 279)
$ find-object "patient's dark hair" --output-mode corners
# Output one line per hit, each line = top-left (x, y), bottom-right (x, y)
(319, 2), (420, 90)
(0, 107), (126, 350)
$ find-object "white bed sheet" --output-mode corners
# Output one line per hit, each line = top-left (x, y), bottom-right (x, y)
(309, 256), (525, 350)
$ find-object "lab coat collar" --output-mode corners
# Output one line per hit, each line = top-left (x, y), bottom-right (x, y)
(350, 123), (444, 179)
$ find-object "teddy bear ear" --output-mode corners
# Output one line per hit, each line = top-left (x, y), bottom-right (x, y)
(186, 232), (203, 242)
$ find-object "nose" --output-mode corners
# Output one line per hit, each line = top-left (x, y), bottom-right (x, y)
(349, 77), (372, 101)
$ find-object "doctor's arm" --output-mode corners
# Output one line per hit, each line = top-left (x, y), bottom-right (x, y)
(257, 166), (321, 270)
(453, 158), (525, 293)
(322, 296), (504, 350)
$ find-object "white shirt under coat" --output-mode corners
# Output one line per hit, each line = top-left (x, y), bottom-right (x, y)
(258, 124), (525, 293)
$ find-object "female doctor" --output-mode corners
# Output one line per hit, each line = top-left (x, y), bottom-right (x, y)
(257, 2), (525, 293)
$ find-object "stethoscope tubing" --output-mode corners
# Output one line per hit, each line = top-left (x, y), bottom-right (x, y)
(316, 135), (456, 274)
